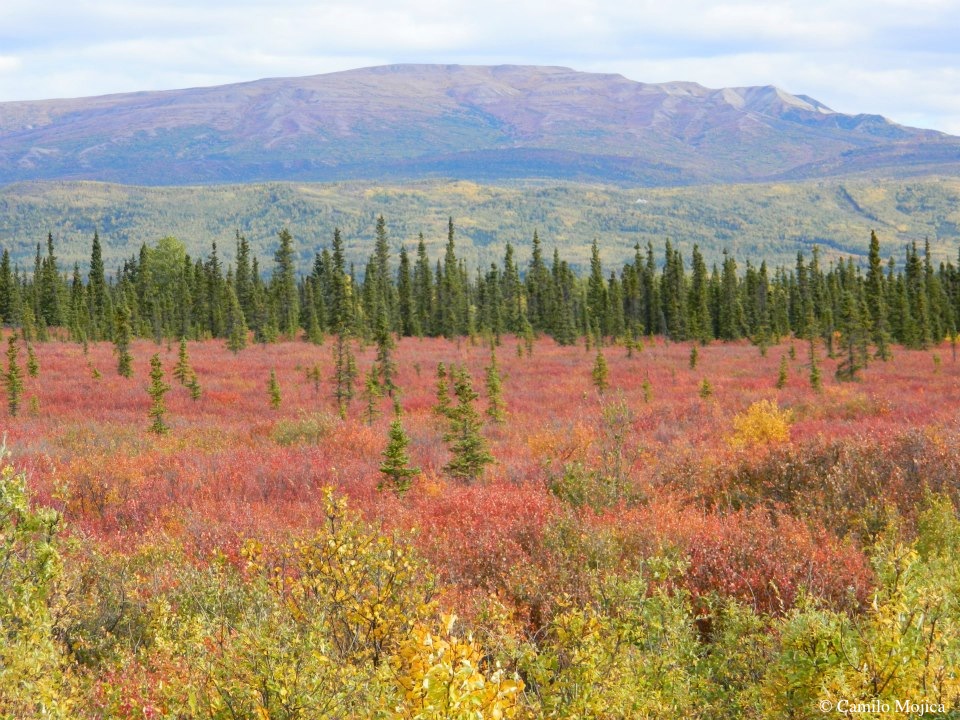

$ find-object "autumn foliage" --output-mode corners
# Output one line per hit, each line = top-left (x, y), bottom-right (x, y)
(4, 333), (960, 716)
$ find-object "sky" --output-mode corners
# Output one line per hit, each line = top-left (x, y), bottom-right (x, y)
(1, 0), (960, 134)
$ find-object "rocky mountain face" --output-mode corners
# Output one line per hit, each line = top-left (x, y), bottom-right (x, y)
(1, 64), (958, 185)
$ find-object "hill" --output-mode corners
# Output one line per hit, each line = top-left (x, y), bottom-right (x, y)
(2, 64), (959, 186)
(3, 177), (960, 273)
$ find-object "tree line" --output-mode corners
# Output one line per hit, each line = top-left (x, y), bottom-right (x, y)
(2, 218), (958, 358)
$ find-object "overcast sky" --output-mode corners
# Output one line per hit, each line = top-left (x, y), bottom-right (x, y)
(1, 0), (959, 133)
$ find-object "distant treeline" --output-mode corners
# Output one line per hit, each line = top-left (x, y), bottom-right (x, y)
(1, 217), (956, 356)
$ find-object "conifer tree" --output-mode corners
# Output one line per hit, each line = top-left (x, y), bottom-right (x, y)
(268, 369), (282, 410)
(4, 336), (23, 417)
(272, 228), (299, 338)
(362, 365), (382, 426)
(689, 345), (699, 370)
(374, 309), (397, 397)
(115, 304), (133, 378)
(484, 348), (506, 424)
(642, 377), (653, 403)
(332, 332), (357, 418)
(443, 366), (493, 481)
(866, 230), (892, 360)
(173, 338), (192, 385)
(776, 354), (788, 390)
(147, 353), (170, 434)
(225, 284), (248, 353)
(25, 344), (38, 378)
(809, 331), (822, 393)
(698, 378), (713, 399)
(187, 372), (202, 401)
(379, 411), (419, 496)
(592, 347), (609, 395)
(434, 362), (452, 418)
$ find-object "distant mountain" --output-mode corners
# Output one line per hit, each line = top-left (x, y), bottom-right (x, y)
(1, 64), (959, 186)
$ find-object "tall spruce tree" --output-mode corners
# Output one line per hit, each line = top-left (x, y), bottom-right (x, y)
(272, 228), (299, 338)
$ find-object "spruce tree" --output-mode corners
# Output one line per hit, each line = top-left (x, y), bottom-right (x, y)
(115, 304), (134, 378)
(379, 412), (419, 496)
(225, 284), (248, 353)
(187, 372), (202, 401)
(374, 309), (397, 397)
(272, 228), (299, 338)
(332, 332), (357, 418)
(147, 353), (170, 434)
(776, 354), (788, 390)
(25, 344), (38, 378)
(268, 369), (282, 410)
(4, 336), (23, 417)
(809, 334), (822, 392)
(698, 378), (713, 399)
(173, 338), (192, 385)
(362, 365), (382, 426)
(592, 347), (609, 394)
(866, 230), (892, 360)
(443, 366), (493, 481)
(434, 362), (452, 418)
(484, 348), (506, 424)
(689, 345), (699, 370)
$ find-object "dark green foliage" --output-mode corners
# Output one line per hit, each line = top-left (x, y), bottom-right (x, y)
(689, 345), (699, 370)
(225, 284), (248, 353)
(114, 305), (133, 378)
(592, 348), (609, 394)
(776, 355), (788, 390)
(443, 366), (493, 481)
(173, 339), (191, 385)
(484, 348), (505, 424)
(8, 218), (960, 368)
(699, 378), (713, 399)
(25, 345), (38, 378)
(4, 336), (23, 417)
(434, 362), (452, 419)
(187, 373), (202, 401)
(332, 332), (357, 418)
(362, 366), (382, 426)
(147, 353), (170, 434)
(809, 334), (822, 392)
(378, 414), (419, 496)
(268, 369), (282, 410)
(272, 228), (299, 338)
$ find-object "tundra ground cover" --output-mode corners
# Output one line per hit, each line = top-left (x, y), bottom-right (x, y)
(4, 334), (960, 717)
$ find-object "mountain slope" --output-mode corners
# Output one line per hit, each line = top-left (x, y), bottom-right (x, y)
(1, 64), (957, 185)
(4, 177), (960, 272)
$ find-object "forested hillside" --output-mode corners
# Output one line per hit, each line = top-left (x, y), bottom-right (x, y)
(3, 176), (960, 273)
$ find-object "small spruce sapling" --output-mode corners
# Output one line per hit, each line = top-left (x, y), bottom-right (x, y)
(147, 353), (170, 434)
(443, 366), (494, 481)
(434, 362), (452, 418)
(26, 345), (38, 378)
(268, 370), (282, 409)
(484, 348), (506, 424)
(378, 410), (419, 496)
(776, 354), (788, 390)
(4, 336), (23, 417)
(173, 339), (192, 385)
(699, 378), (713, 399)
(592, 348), (609, 395)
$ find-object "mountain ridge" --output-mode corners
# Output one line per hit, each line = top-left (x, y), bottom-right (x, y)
(0, 63), (957, 186)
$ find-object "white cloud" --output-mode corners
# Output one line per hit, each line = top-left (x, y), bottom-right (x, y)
(0, 0), (958, 132)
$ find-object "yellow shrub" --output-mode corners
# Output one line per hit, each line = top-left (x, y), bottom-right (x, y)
(729, 400), (792, 449)
(389, 614), (525, 719)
